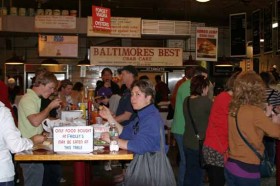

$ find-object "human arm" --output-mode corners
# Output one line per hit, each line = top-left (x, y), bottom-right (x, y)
(99, 106), (124, 134)
(0, 105), (44, 153)
(100, 132), (129, 150)
(27, 98), (61, 127)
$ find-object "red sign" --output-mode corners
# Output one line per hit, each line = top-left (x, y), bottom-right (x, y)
(92, 6), (111, 31)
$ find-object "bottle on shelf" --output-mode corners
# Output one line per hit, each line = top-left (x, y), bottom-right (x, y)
(87, 97), (93, 125)
(109, 122), (119, 152)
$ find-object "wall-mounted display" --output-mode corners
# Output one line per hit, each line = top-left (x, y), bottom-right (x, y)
(230, 13), (247, 57)
(263, 3), (273, 53)
(38, 34), (78, 58)
(252, 9), (261, 56)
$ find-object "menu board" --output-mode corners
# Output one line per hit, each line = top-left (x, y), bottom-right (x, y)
(230, 13), (247, 57)
(278, 0), (280, 51)
(252, 10), (261, 56)
(263, 4), (273, 53)
(38, 34), (78, 58)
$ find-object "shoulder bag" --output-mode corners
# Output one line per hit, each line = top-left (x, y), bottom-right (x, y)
(124, 124), (176, 186)
(234, 109), (273, 177)
(187, 97), (206, 168)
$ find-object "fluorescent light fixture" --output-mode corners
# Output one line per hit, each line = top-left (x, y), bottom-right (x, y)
(272, 22), (278, 28)
(260, 39), (264, 42)
(196, 0), (210, 2)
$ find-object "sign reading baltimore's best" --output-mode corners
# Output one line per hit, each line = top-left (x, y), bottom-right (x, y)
(90, 47), (183, 66)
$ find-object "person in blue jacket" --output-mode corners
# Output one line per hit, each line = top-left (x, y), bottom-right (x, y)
(100, 79), (166, 155)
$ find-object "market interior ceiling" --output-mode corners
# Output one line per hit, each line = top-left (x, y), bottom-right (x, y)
(11, 0), (272, 27)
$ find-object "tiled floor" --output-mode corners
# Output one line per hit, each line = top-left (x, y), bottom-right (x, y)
(17, 145), (277, 186)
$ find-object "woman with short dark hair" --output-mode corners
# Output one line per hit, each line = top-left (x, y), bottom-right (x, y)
(183, 75), (212, 186)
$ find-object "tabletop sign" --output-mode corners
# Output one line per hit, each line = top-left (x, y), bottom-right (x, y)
(230, 13), (247, 57)
(35, 16), (76, 29)
(53, 126), (93, 153)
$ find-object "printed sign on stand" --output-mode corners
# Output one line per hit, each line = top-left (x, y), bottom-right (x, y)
(53, 126), (93, 153)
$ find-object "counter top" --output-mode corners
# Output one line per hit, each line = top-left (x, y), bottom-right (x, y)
(14, 149), (134, 161)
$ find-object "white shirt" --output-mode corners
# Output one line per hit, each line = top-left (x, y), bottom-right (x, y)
(0, 102), (33, 182)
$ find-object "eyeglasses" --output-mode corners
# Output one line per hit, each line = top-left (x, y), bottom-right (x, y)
(133, 121), (139, 135)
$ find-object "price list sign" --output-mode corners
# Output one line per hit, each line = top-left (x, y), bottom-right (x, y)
(230, 13), (247, 57)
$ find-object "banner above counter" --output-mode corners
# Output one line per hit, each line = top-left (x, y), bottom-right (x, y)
(87, 17), (141, 38)
(90, 46), (183, 66)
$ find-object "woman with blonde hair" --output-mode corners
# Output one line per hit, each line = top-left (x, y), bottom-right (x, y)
(225, 71), (280, 185)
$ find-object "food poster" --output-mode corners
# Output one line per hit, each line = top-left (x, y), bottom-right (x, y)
(196, 27), (218, 61)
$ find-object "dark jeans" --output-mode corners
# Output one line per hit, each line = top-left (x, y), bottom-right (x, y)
(206, 165), (225, 186)
(43, 162), (62, 186)
(0, 181), (14, 186)
(225, 168), (260, 186)
(174, 134), (186, 186)
(184, 147), (204, 186)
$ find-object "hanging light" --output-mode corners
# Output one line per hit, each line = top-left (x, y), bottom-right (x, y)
(215, 56), (233, 67)
(77, 55), (91, 66)
(183, 54), (198, 66)
(5, 52), (25, 65)
(77, 48), (91, 66)
(41, 58), (59, 65)
(196, 0), (210, 2)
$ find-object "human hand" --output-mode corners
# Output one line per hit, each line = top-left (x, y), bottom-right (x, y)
(49, 98), (62, 109)
(99, 106), (112, 120)
(265, 104), (273, 117)
(100, 132), (110, 143)
(30, 134), (46, 145)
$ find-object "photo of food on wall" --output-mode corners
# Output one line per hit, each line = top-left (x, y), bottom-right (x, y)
(196, 38), (217, 58)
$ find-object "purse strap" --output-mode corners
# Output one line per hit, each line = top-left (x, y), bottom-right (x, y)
(234, 108), (263, 161)
(267, 89), (275, 103)
(159, 121), (165, 154)
(187, 97), (201, 140)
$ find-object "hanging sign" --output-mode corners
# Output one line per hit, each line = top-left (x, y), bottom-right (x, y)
(195, 27), (218, 62)
(35, 16), (76, 29)
(92, 6), (111, 31)
(230, 13), (247, 57)
(87, 17), (141, 38)
(90, 46), (183, 66)
(252, 10), (261, 56)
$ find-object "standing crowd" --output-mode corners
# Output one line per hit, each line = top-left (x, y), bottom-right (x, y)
(1, 64), (280, 186)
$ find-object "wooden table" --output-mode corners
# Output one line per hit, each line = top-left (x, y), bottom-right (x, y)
(15, 148), (133, 186)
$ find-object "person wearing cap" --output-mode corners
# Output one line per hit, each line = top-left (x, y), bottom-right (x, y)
(115, 65), (138, 126)
(109, 65), (138, 181)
